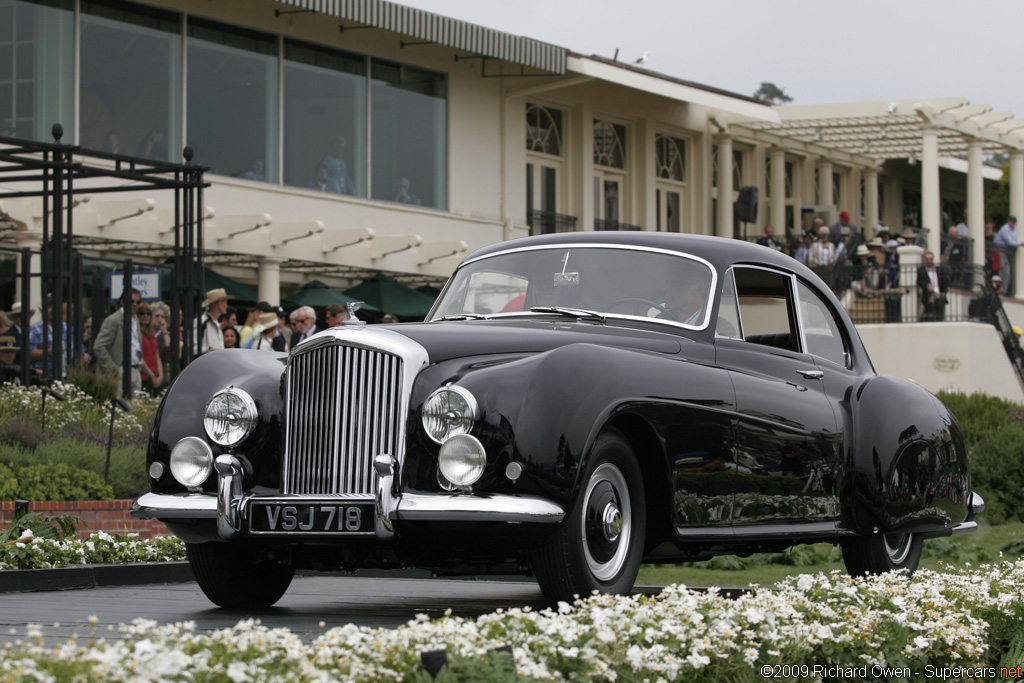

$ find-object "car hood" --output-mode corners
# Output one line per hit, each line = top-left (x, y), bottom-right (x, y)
(373, 318), (688, 364)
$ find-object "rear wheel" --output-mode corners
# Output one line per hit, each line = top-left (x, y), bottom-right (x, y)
(532, 428), (646, 605)
(186, 541), (295, 608)
(841, 531), (922, 576)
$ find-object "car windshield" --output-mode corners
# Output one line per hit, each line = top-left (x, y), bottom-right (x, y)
(428, 245), (716, 329)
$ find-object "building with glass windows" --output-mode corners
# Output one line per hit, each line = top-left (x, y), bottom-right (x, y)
(3, 0), (1024, 316)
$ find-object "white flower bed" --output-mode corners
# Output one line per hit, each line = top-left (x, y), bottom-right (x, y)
(2, 559), (1023, 681)
(0, 531), (185, 570)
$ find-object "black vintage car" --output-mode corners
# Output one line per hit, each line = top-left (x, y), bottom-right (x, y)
(132, 232), (981, 608)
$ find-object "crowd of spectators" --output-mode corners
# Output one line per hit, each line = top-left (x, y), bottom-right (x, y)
(752, 210), (1010, 323)
(0, 287), (403, 395)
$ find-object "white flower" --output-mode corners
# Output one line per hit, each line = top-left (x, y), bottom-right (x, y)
(17, 529), (33, 541)
(226, 661), (252, 682)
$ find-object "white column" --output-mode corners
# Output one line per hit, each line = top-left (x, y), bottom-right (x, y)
(921, 128), (941, 257)
(573, 104), (595, 232)
(817, 160), (833, 208)
(14, 232), (41, 325)
(716, 136), (734, 238)
(849, 167), (861, 222)
(1012, 152), (1024, 298)
(863, 168), (879, 235)
(967, 140), (985, 268)
(258, 257), (281, 305)
(636, 119), (656, 231)
(770, 148), (786, 237)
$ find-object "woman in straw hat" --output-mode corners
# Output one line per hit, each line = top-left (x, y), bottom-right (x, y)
(250, 312), (287, 352)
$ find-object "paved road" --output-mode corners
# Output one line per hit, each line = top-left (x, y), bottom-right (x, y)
(0, 573), (552, 647)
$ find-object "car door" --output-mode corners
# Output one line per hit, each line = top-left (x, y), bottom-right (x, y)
(714, 266), (843, 533)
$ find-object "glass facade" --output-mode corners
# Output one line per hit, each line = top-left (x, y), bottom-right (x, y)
(371, 59), (447, 209)
(187, 19), (278, 181)
(593, 120), (625, 169)
(80, 0), (180, 159)
(0, 0), (73, 142)
(3, 2), (449, 208)
(283, 40), (367, 196)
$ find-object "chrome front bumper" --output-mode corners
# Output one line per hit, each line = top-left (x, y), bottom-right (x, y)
(131, 454), (564, 540)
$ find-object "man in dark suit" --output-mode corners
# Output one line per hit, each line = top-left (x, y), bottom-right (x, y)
(917, 251), (947, 321)
(290, 305), (320, 347)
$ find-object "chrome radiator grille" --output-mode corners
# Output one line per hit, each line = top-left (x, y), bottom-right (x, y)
(283, 342), (404, 495)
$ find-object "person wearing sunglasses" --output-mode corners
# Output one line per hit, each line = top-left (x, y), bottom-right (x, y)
(138, 303), (165, 393)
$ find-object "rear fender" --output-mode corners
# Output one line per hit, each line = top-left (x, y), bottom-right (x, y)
(845, 375), (969, 533)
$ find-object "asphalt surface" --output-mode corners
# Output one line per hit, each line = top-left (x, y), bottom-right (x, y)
(0, 568), (553, 647)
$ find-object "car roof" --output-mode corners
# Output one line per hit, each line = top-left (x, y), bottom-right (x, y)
(467, 232), (807, 277)
(461, 231), (873, 373)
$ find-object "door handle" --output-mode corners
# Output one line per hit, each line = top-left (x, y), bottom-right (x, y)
(797, 369), (823, 380)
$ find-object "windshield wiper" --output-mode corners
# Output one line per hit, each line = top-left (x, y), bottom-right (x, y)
(438, 313), (490, 321)
(529, 306), (606, 323)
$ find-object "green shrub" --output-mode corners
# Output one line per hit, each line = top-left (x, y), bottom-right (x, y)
(0, 417), (47, 451)
(0, 462), (114, 501)
(66, 362), (119, 404)
(969, 421), (1024, 524)
(0, 437), (147, 500)
(937, 389), (1024, 447)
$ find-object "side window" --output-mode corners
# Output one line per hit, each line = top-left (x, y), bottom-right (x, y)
(797, 281), (848, 367)
(733, 267), (798, 352)
(716, 268), (742, 338)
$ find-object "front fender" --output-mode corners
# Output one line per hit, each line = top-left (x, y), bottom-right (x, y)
(450, 342), (733, 510)
(148, 350), (288, 494)
(845, 375), (969, 533)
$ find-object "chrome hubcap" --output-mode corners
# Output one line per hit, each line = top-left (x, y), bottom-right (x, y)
(582, 463), (631, 582)
(601, 502), (622, 543)
(883, 533), (913, 565)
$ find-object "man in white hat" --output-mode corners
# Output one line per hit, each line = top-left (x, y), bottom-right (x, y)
(0, 336), (22, 384)
(4, 301), (27, 368)
(197, 288), (233, 355)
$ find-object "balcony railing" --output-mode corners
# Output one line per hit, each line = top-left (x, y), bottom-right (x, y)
(594, 219), (642, 231)
(528, 210), (578, 236)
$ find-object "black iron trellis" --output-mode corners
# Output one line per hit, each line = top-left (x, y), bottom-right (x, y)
(0, 124), (209, 392)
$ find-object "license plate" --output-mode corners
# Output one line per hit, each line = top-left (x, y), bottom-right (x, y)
(248, 501), (375, 535)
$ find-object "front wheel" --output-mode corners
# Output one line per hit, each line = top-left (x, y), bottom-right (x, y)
(532, 428), (646, 605)
(841, 531), (922, 576)
(186, 541), (295, 608)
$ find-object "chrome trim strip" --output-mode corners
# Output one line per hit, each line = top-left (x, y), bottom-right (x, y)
(130, 492), (218, 519)
(395, 492), (564, 523)
(949, 520), (978, 536)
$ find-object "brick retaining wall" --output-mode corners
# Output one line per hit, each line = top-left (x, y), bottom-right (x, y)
(0, 500), (171, 539)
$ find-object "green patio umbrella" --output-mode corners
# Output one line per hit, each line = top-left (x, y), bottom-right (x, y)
(202, 267), (259, 305)
(343, 273), (438, 320)
(282, 279), (380, 312)
(416, 284), (444, 299)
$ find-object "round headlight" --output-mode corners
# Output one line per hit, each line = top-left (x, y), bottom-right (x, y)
(422, 385), (479, 444)
(438, 434), (486, 487)
(204, 388), (257, 447)
(169, 436), (214, 487)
